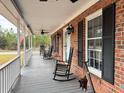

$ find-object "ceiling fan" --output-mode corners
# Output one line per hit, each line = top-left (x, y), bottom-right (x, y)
(40, 29), (49, 35)
(39, 0), (78, 3)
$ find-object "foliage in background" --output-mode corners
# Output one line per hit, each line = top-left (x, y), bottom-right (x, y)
(0, 25), (51, 50)
(0, 35), (7, 49)
(0, 25), (17, 50)
(5, 29), (17, 50)
(26, 36), (29, 49)
(32, 35), (51, 48)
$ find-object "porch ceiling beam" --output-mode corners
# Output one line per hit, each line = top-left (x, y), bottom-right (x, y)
(11, 0), (34, 35)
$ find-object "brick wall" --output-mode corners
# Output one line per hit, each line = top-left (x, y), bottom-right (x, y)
(51, 31), (63, 59)
(115, 0), (124, 92)
(58, 31), (63, 59)
(52, 0), (124, 93)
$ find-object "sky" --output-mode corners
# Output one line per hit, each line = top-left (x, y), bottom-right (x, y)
(0, 15), (17, 33)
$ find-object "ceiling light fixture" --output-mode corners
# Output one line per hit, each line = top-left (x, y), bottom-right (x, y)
(66, 24), (74, 34)
(39, 0), (48, 2)
(70, 0), (78, 3)
(39, 0), (78, 3)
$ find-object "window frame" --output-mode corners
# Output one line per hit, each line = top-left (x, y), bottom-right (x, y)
(85, 9), (102, 78)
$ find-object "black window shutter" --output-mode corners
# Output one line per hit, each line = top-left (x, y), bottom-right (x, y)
(102, 3), (115, 84)
(78, 20), (84, 67)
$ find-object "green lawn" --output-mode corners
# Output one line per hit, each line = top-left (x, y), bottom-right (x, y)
(0, 54), (17, 65)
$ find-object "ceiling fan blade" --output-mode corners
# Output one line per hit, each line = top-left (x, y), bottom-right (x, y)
(41, 31), (49, 35)
(39, 0), (48, 2)
(44, 31), (49, 33)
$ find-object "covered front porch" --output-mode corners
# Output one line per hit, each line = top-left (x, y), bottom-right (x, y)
(1, 0), (124, 93)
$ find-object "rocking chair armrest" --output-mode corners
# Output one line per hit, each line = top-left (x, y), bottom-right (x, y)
(56, 61), (68, 66)
(56, 59), (66, 62)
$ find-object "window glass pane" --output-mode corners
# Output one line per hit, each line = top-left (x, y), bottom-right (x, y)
(88, 20), (95, 38)
(95, 51), (102, 60)
(88, 20), (92, 29)
(93, 51), (96, 59)
(94, 17), (98, 27)
(88, 40), (94, 49)
(88, 29), (94, 38)
(95, 39), (102, 49)
(95, 60), (99, 69)
(94, 26), (102, 37)
(95, 51), (99, 60)
(90, 51), (94, 58)
(88, 50), (94, 58)
(89, 58), (94, 67)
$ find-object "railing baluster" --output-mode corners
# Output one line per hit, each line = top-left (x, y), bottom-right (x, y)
(5, 67), (7, 93)
(2, 70), (3, 93)
(0, 71), (2, 93)
(0, 56), (21, 93)
(25, 49), (32, 66)
(0, 49), (32, 93)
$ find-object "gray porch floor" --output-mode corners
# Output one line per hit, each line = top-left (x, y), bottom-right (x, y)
(12, 53), (92, 93)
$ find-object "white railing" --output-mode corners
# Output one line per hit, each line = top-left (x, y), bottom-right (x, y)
(25, 49), (32, 66)
(0, 56), (21, 93)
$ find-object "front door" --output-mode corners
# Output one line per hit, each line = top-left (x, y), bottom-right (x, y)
(63, 28), (71, 61)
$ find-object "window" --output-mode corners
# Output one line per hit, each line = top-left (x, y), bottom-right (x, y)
(86, 9), (102, 77)
(86, 4), (115, 84)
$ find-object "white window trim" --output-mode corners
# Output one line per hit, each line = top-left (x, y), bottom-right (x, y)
(88, 67), (102, 78)
(85, 9), (102, 78)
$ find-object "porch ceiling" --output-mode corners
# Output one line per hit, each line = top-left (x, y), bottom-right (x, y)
(14, 0), (92, 35)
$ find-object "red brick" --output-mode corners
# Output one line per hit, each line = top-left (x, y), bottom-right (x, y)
(115, 66), (121, 70)
(117, 28), (124, 32)
(117, 45), (124, 49)
(121, 67), (124, 71)
(116, 37), (124, 40)
(116, 32), (122, 37)
(121, 32), (124, 36)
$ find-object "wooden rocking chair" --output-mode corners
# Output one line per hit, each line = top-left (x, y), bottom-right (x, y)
(53, 47), (75, 81)
(43, 46), (53, 59)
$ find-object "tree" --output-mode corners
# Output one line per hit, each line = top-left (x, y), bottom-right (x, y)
(0, 25), (7, 49)
(40, 35), (51, 47)
(4, 29), (17, 50)
(26, 36), (29, 49)
(32, 35), (51, 48)
(0, 36), (7, 49)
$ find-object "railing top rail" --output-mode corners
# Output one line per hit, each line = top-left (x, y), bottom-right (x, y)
(26, 48), (32, 53)
(0, 55), (20, 70)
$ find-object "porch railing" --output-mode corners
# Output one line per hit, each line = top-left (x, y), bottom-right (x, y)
(25, 48), (32, 66)
(0, 56), (21, 93)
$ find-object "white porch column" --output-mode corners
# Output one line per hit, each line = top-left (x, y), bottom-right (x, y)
(23, 26), (26, 65)
(29, 35), (31, 49)
(17, 17), (21, 73)
(31, 35), (33, 49)
(17, 18), (20, 56)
